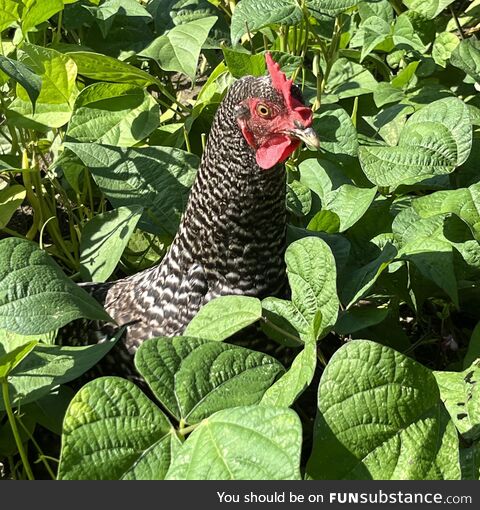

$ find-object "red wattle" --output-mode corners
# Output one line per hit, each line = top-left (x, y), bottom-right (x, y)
(256, 135), (300, 170)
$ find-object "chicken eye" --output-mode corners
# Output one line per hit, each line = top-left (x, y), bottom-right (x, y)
(256, 103), (271, 118)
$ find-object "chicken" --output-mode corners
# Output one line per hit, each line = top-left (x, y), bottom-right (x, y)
(80, 54), (318, 355)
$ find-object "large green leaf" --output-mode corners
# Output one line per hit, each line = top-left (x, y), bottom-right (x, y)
(84, 0), (152, 38)
(230, 0), (303, 44)
(8, 44), (78, 129)
(261, 322), (318, 408)
(166, 405), (302, 480)
(79, 205), (143, 283)
(67, 51), (159, 87)
(393, 208), (459, 306)
(359, 15), (392, 62)
(340, 243), (397, 308)
(450, 38), (480, 82)
(140, 16), (217, 81)
(58, 377), (176, 480)
(0, 56), (42, 109)
(20, 0), (64, 34)
(262, 237), (339, 342)
(412, 183), (480, 241)
(313, 104), (359, 156)
(135, 337), (284, 424)
(184, 295), (262, 341)
(306, 0), (360, 16)
(310, 185), (377, 233)
(434, 362), (480, 442)
(67, 83), (160, 146)
(325, 58), (378, 99)
(0, 337), (118, 410)
(0, 0), (19, 32)
(359, 97), (472, 189)
(404, 0), (456, 20)
(64, 142), (198, 237)
(307, 340), (460, 480)
(0, 238), (111, 335)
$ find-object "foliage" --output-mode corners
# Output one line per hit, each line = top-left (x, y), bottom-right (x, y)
(1, 0), (480, 480)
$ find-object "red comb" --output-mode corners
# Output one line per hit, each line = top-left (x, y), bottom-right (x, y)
(265, 52), (294, 110)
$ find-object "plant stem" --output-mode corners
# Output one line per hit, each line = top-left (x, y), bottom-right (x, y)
(351, 96), (359, 127)
(54, 10), (63, 45)
(1, 380), (35, 480)
(17, 416), (56, 479)
(178, 423), (198, 436)
(450, 6), (465, 40)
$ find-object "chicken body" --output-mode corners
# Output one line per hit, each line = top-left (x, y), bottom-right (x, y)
(71, 59), (317, 358)
(101, 76), (290, 353)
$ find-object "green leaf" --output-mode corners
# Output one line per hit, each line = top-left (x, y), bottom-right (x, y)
(307, 340), (461, 480)
(359, 97), (472, 188)
(465, 322), (480, 369)
(58, 377), (175, 480)
(335, 305), (389, 335)
(0, 340), (37, 380)
(373, 82), (405, 108)
(262, 237), (339, 341)
(64, 142), (198, 237)
(67, 83), (160, 146)
(184, 296), (262, 342)
(323, 185), (377, 233)
(0, 336), (119, 410)
(67, 51), (160, 87)
(27, 386), (75, 435)
(340, 243), (397, 308)
(306, 0), (359, 16)
(434, 362), (480, 442)
(222, 48), (266, 78)
(20, 0), (64, 34)
(392, 208), (460, 305)
(0, 55), (42, 109)
(0, 238), (111, 335)
(307, 210), (341, 234)
(135, 337), (284, 424)
(313, 104), (359, 156)
(230, 0), (303, 44)
(402, 238), (458, 306)
(326, 58), (378, 99)
(80, 205), (143, 283)
(261, 324), (317, 407)
(286, 180), (312, 217)
(392, 13), (426, 51)
(0, 328), (55, 355)
(403, 0), (456, 20)
(460, 443), (480, 480)
(84, 0), (152, 38)
(0, 184), (26, 229)
(360, 16), (391, 62)
(140, 16), (217, 81)
(450, 38), (480, 82)
(7, 44), (78, 129)
(166, 405), (302, 480)
(0, 0), (19, 32)
(432, 31), (459, 67)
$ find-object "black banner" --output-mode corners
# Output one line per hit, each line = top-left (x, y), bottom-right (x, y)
(1, 481), (478, 509)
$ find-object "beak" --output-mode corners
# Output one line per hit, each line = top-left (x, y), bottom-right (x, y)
(288, 127), (320, 150)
